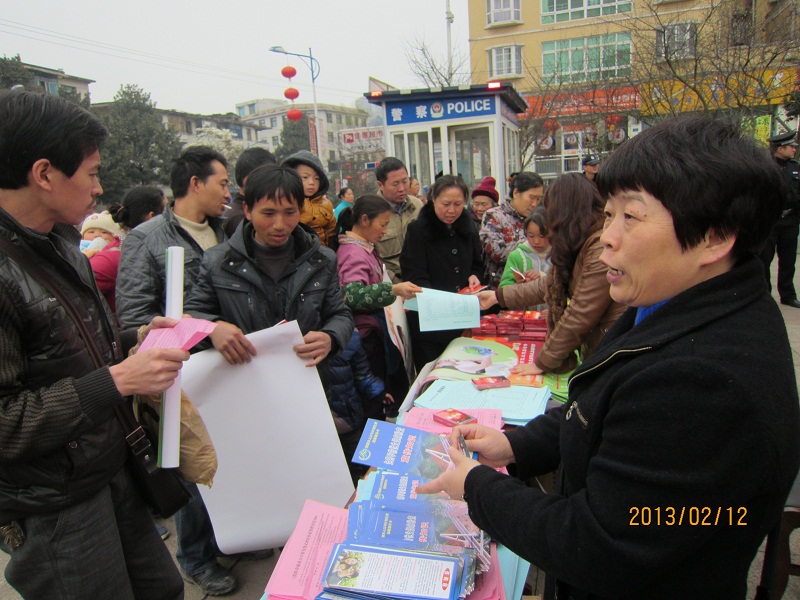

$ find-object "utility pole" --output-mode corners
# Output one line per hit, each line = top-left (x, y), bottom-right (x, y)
(446, 0), (454, 82)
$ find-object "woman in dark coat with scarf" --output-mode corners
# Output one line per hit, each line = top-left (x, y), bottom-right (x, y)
(401, 175), (485, 370)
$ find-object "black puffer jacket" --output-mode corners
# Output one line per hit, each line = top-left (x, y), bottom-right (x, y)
(0, 210), (130, 522)
(400, 202), (484, 293)
(184, 220), (353, 354)
(116, 203), (227, 328)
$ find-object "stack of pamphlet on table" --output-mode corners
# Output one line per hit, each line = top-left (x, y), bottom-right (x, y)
(263, 419), (530, 600)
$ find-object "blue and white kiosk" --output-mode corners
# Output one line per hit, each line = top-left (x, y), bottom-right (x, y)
(366, 83), (528, 190)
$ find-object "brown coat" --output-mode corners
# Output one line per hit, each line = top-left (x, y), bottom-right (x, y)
(300, 195), (337, 247)
(497, 229), (625, 372)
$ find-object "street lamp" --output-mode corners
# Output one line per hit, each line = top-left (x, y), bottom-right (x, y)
(269, 45), (321, 158)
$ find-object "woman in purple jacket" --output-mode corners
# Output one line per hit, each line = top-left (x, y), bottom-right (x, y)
(336, 195), (420, 417)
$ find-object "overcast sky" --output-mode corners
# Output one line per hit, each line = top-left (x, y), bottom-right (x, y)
(1, 1), (471, 115)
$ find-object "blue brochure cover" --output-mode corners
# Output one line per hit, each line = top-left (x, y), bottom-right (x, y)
(352, 419), (463, 479)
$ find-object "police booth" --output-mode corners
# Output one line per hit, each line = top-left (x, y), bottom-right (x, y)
(366, 83), (528, 190)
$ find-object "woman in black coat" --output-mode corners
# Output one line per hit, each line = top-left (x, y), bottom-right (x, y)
(400, 175), (484, 370)
(417, 118), (800, 600)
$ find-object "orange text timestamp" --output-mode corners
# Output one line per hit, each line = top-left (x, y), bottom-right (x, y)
(629, 506), (748, 526)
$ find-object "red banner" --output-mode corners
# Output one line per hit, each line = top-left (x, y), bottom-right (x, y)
(526, 87), (640, 118)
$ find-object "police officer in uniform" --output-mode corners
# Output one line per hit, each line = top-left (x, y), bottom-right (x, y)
(761, 130), (800, 307)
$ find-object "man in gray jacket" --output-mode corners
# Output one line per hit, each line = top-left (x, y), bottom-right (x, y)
(116, 145), (230, 328)
(116, 146), (237, 596)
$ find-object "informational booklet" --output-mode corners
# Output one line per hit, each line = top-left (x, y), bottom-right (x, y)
(347, 499), (490, 572)
(352, 419), (471, 479)
(319, 543), (468, 600)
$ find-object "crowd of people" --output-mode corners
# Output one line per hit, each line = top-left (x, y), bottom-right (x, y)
(0, 88), (798, 600)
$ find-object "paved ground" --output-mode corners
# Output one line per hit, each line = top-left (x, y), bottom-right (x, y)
(1, 264), (800, 599)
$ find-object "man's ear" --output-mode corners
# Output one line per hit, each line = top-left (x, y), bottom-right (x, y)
(29, 159), (55, 191)
(242, 202), (252, 222)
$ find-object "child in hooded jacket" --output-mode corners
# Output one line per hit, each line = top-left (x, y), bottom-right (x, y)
(283, 150), (337, 247)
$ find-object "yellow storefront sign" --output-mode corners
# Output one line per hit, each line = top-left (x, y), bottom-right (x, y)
(641, 68), (797, 116)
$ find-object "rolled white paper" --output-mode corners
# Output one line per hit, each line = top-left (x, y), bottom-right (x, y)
(159, 246), (184, 468)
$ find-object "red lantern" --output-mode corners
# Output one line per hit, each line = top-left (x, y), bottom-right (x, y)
(284, 87), (300, 101)
(287, 108), (303, 121)
(281, 65), (297, 79)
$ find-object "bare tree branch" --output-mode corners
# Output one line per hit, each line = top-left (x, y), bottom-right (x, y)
(404, 36), (471, 88)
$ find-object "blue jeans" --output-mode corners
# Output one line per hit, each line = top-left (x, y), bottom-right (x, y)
(175, 481), (219, 576)
(1, 467), (183, 600)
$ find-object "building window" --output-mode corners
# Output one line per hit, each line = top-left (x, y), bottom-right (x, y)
(488, 46), (524, 77)
(246, 129), (252, 141)
(730, 12), (752, 46)
(328, 132), (335, 143)
(336, 114), (343, 124)
(185, 120), (193, 134)
(542, 0), (630, 24)
(259, 118), (266, 126)
(326, 113), (333, 123)
(346, 115), (352, 126)
(543, 33), (631, 83)
(655, 23), (697, 61)
(272, 135), (280, 147)
(238, 106), (246, 117)
(270, 116), (277, 127)
(248, 103), (256, 115)
(487, 0), (521, 25)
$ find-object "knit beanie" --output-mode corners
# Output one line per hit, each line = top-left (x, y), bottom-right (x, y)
(471, 176), (499, 203)
(80, 211), (124, 239)
(282, 150), (330, 198)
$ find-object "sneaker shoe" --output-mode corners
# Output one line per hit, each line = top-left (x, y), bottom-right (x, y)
(182, 563), (237, 596)
(156, 524), (170, 540)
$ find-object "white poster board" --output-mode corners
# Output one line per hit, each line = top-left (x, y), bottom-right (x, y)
(181, 321), (354, 553)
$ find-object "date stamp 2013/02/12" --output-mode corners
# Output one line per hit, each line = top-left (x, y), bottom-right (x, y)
(629, 506), (747, 526)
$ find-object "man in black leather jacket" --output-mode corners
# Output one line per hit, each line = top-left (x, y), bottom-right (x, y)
(0, 91), (188, 599)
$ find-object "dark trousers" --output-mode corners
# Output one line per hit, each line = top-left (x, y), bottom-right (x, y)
(175, 481), (219, 576)
(1, 467), (183, 600)
(760, 215), (800, 301)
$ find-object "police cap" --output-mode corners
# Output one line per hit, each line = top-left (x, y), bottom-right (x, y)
(767, 131), (799, 147)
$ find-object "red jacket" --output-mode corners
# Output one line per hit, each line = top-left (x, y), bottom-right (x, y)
(89, 238), (121, 312)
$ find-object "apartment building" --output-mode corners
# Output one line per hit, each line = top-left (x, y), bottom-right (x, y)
(22, 61), (93, 100)
(235, 99), (370, 171)
(468, 0), (800, 176)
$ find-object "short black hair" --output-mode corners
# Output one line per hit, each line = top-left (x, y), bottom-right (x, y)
(235, 147), (276, 188)
(113, 185), (166, 230)
(597, 116), (784, 261)
(244, 165), (305, 211)
(510, 172), (544, 195)
(0, 90), (108, 190)
(376, 157), (407, 184)
(337, 186), (352, 199)
(170, 145), (228, 199)
(430, 175), (469, 202)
